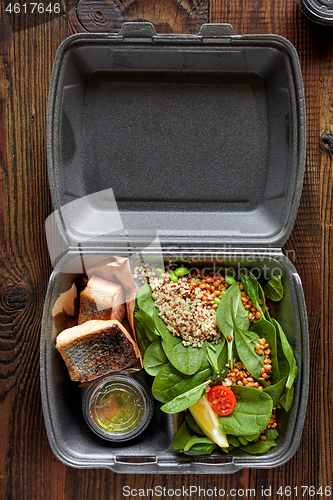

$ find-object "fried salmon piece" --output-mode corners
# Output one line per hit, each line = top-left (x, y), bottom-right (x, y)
(78, 276), (126, 325)
(55, 319), (140, 382)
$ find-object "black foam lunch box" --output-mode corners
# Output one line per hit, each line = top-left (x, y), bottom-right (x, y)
(41, 23), (309, 473)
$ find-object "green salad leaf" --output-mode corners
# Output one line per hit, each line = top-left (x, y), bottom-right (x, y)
(279, 382), (295, 412)
(239, 438), (276, 454)
(172, 420), (216, 455)
(153, 307), (168, 336)
(185, 412), (205, 435)
(218, 386), (273, 436)
(183, 435), (216, 452)
(206, 339), (228, 378)
(233, 324), (264, 379)
(250, 317), (281, 384)
(143, 339), (168, 376)
(152, 358), (213, 403)
(263, 376), (288, 407)
(160, 379), (211, 414)
(216, 282), (249, 368)
(240, 270), (264, 315)
(135, 312), (158, 343)
(264, 274), (284, 302)
(161, 328), (207, 376)
(133, 316), (151, 356)
(136, 282), (157, 332)
(230, 285), (264, 379)
(172, 421), (193, 450)
(272, 319), (298, 389)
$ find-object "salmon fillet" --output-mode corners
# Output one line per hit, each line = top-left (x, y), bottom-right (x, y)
(55, 319), (140, 382)
(78, 276), (126, 325)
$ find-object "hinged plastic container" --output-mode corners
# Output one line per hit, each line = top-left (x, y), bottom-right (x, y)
(41, 23), (309, 473)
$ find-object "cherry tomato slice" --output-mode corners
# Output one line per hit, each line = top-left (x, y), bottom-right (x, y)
(207, 385), (236, 416)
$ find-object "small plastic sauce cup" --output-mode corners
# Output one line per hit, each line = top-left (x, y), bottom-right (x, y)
(82, 374), (153, 441)
(297, 0), (333, 25)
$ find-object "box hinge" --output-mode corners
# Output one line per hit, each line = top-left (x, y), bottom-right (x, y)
(198, 23), (235, 38)
(120, 22), (157, 39)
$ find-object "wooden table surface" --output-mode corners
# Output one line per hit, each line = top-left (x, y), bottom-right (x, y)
(0, 0), (331, 498)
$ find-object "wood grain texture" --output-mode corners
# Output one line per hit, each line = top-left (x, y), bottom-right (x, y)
(0, 0), (331, 499)
(70, 0), (209, 34)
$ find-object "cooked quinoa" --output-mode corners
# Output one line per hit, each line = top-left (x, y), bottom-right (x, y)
(150, 276), (222, 347)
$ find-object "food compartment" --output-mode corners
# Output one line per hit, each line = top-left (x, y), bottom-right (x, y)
(40, 250), (308, 473)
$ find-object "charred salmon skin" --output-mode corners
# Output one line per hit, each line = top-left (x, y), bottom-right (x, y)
(55, 319), (140, 382)
(78, 276), (126, 325)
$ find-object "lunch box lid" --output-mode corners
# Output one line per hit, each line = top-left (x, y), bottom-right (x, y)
(46, 23), (306, 250)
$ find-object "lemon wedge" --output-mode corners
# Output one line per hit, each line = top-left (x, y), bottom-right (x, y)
(189, 394), (229, 448)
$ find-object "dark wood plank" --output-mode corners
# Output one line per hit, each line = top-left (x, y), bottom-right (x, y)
(0, 0), (331, 498)
(318, 37), (333, 487)
(0, 4), (69, 500)
(70, 0), (209, 34)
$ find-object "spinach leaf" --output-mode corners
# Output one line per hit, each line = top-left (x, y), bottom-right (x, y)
(216, 282), (238, 338)
(185, 412), (205, 436)
(154, 307), (168, 337)
(134, 312), (158, 343)
(143, 339), (168, 376)
(264, 275), (284, 302)
(234, 326), (264, 379)
(265, 428), (279, 441)
(152, 359), (213, 403)
(240, 270), (263, 315)
(160, 380), (211, 414)
(172, 421), (193, 451)
(183, 443), (217, 456)
(244, 433), (261, 441)
(218, 386), (273, 436)
(271, 319), (298, 389)
(229, 290), (264, 380)
(238, 436), (249, 446)
(136, 282), (156, 332)
(133, 316), (151, 356)
(263, 376), (287, 407)
(183, 435), (216, 452)
(172, 420), (216, 455)
(206, 339), (228, 379)
(239, 439), (276, 454)
(228, 435), (241, 447)
(161, 329), (207, 376)
(216, 282), (249, 367)
(279, 383), (295, 412)
(250, 318), (281, 384)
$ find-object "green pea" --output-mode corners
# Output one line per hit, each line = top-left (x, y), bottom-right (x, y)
(154, 268), (164, 277)
(225, 275), (237, 285)
(174, 267), (190, 277)
(169, 271), (179, 283)
(213, 297), (221, 305)
(194, 278), (201, 283)
(220, 291), (226, 297)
